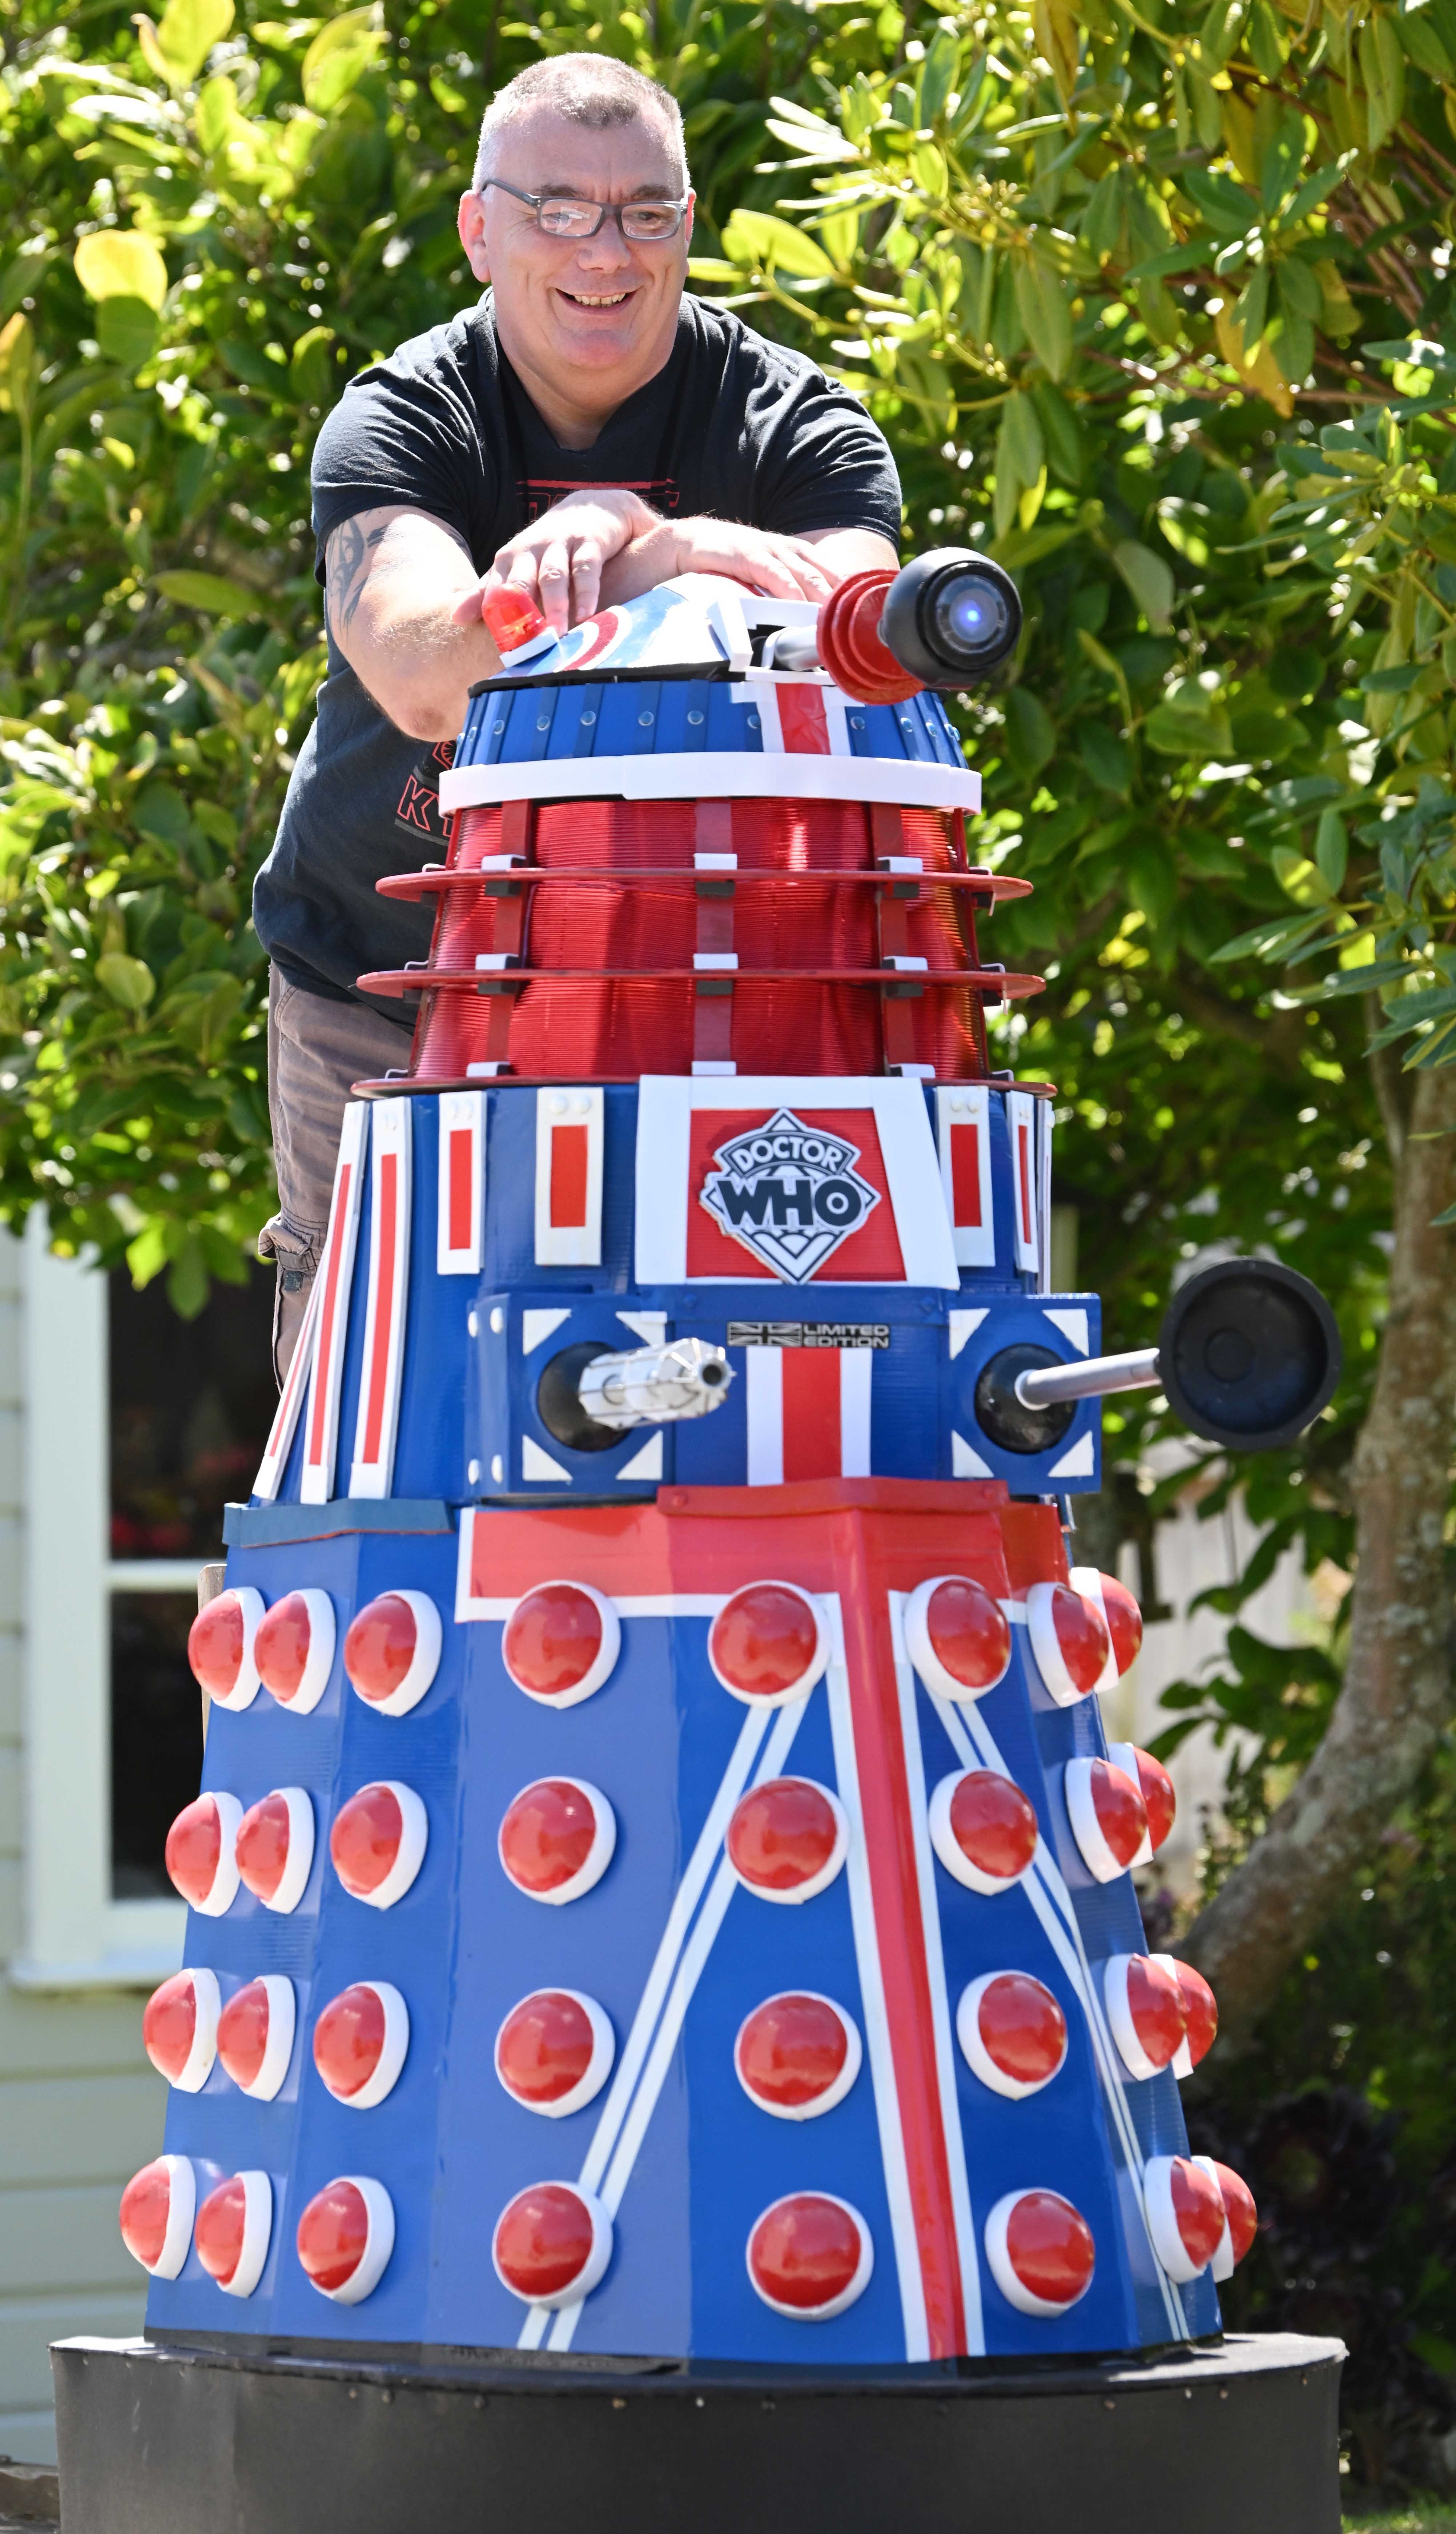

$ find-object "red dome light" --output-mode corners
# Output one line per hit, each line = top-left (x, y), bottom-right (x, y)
(928, 1769), (1038, 1895)
(734, 1993), (861, 2120)
(1158, 1956), (1218, 2075)
(492, 2182), (611, 2306)
(1069, 1566), (1144, 1683)
(1104, 1953), (1187, 2080)
(216, 1975), (296, 2101)
(708, 1581), (826, 1707)
(165, 1791), (242, 1917)
(985, 2188), (1095, 2317)
(494, 1989), (615, 2118)
(142, 1967), (221, 2092)
(1063, 1757), (1147, 1884)
(746, 2192), (872, 2320)
(313, 1981), (410, 2109)
(1196, 2157), (1258, 2280)
(255, 1588), (335, 1714)
(235, 1786), (315, 1914)
(296, 2175), (395, 2305)
(502, 1581), (620, 1707)
(726, 1777), (847, 1904)
(1144, 2154), (1226, 2283)
(1107, 1740), (1177, 1864)
(957, 1972), (1067, 2101)
(196, 2170), (272, 2300)
(343, 1590), (442, 1716)
(905, 1574), (1011, 1702)
(1027, 1581), (1111, 1707)
(119, 2155), (194, 2279)
(329, 1779), (429, 1909)
(497, 1777), (616, 1905)
(188, 1588), (265, 1712)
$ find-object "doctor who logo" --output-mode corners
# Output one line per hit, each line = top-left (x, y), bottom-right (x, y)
(698, 1110), (881, 1283)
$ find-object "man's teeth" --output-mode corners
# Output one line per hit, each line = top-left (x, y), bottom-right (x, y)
(564, 291), (631, 306)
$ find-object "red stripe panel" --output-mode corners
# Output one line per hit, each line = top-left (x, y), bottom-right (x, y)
(949, 1122), (981, 1227)
(360, 1152), (398, 1465)
(447, 1128), (473, 1252)
(306, 1160), (353, 1466)
(1016, 1122), (1033, 1247)
(781, 1351), (842, 1482)
(839, 1551), (968, 2357)
(778, 687), (831, 754)
(550, 1124), (589, 1228)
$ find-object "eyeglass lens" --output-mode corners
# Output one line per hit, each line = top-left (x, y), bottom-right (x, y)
(537, 199), (683, 240)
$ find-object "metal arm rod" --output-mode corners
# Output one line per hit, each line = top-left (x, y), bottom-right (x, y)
(1014, 1347), (1162, 1409)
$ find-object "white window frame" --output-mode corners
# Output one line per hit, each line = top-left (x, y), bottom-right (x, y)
(13, 1216), (189, 1989)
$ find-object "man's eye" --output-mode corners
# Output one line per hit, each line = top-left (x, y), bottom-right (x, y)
(539, 202), (594, 234)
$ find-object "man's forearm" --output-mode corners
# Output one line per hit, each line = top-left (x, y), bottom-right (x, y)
(325, 507), (501, 743)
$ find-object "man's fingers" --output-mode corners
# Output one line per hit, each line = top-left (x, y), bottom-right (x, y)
(570, 544), (603, 625)
(535, 537), (576, 632)
(450, 581), (489, 627)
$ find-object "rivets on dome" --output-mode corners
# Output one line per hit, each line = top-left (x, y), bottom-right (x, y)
(119, 2155), (194, 2279)
(746, 2192), (873, 2320)
(255, 1588), (336, 1715)
(236, 1786), (315, 1914)
(957, 1971), (1067, 2101)
(1026, 1580), (1111, 1707)
(733, 1993), (862, 2121)
(494, 1990), (615, 2119)
(1062, 1756), (1147, 1883)
(725, 1777), (848, 1904)
(502, 1581), (620, 1708)
(904, 1574), (1011, 1702)
(296, 2175), (396, 2305)
(1103, 1953), (1187, 2081)
(165, 1791), (243, 1917)
(187, 1588), (265, 1712)
(196, 2170), (272, 2300)
(984, 2188), (1095, 2317)
(1143, 2154), (1226, 2284)
(329, 1780), (429, 1909)
(343, 1591), (442, 1716)
(313, 1981), (410, 2109)
(708, 1581), (827, 1708)
(142, 1967), (221, 2093)
(492, 2182), (612, 2307)
(498, 1777), (616, 1905)
(1194, 2156), (1258, 2280)
(927, 1768), (1038, 1895)
(216, 1975), (296, 2101)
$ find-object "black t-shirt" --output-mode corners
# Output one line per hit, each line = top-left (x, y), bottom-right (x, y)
(254, 293), (902, 1018)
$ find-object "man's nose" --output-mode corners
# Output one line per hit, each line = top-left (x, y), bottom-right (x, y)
(573, 217), (635, 272)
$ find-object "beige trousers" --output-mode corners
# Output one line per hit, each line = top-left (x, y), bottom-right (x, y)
(261, 968), (411, 1385)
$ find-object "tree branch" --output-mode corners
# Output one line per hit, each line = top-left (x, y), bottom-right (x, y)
(1365, 994), (1412, 1172)
(1182, 1057), (1456, 2055)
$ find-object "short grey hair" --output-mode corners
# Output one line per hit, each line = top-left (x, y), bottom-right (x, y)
(472, 55), (689, 192)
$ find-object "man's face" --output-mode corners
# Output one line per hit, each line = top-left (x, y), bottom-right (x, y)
(458, 108), (694, 402)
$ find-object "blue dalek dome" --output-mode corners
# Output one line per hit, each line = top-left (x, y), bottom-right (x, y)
(97, 551), (1344, 2528)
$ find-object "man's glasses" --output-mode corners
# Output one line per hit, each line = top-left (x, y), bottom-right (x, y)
(477, 176), (688, 241)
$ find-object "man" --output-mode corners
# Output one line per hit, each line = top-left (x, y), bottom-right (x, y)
(254, 52), (902, 1380)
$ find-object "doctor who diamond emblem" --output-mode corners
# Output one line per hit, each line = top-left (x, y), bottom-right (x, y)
(697, 1109), (882, 1282)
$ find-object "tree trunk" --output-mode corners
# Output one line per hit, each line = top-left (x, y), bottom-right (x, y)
(1181, 1058), (1456, 2056)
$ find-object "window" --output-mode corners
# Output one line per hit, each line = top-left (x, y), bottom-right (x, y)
(17, 1220), (274, 1987)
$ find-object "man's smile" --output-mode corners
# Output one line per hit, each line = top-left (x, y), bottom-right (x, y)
(557, 288), (636, 308)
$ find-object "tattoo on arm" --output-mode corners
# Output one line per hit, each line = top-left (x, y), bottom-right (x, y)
(324, 514), (389, 646)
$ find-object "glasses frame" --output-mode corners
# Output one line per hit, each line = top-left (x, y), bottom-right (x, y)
(476, 175), (690, 242)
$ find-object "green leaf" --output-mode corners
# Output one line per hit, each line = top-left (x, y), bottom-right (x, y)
(1079, 722), (1132, 796)
(301, 6), (385, 112)
(720, 209), (835, 278)
(0, 313), (35, 415)
(95, 952), (156, 1011)
(96, 296), (160, 369)
(1030, 381), (1083, 484)
(1126, 840), (1177, 929)
(1112, 539), (1175, 632)
(1315, 808), (1348, 889)
(1359, 11), (1405, 150)
(73, 229), (168, 310)
(289, 322), (337, 407)
(1181, 166), (1253, 237)
(1013, 258), (1072, 380)
(918, 29), (962, 122)
(153, 570), (260, 617)
(153, 0), (234, 85)
(1272, 846), (1336, 904)
(1003, 685), (1057, 776)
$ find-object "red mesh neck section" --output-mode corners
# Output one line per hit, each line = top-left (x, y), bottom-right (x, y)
(404, 797), (992, 1084)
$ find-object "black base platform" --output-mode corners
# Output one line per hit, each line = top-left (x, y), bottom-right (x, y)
(52, 2329), (1345, 2534)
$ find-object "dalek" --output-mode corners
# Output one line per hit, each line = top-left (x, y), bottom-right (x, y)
(55, 555), (1346, 2534)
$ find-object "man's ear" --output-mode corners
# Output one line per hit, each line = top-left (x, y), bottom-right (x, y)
(458, 189), (491, 286)
(683, 190), (696, 251)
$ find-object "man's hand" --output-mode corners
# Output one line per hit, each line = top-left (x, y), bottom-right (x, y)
(451, 487), (661, 637)
(324, 505), (504, 744)
(600, 516), (900, 609)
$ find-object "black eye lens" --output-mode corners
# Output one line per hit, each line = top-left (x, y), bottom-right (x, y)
(929, 572), (1012, 661)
